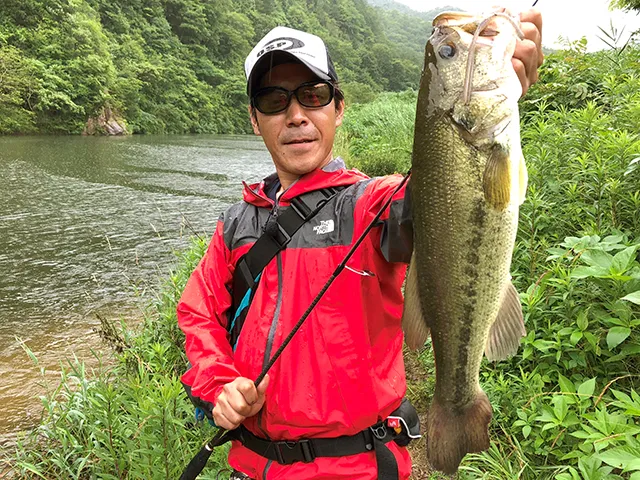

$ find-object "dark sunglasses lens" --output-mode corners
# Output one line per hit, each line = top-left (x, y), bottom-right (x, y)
(255, 88), (290, 114)
(254, 83), (334, 114)
(296, 83), (333, 108)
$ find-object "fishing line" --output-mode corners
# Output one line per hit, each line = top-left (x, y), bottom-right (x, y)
(463, 13), (525, 105)
(179, 170), (412, 480)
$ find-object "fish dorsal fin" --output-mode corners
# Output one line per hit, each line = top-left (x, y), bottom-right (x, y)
(402, 252), (430, 350)
(485, 280), (526, 361)
(483, 143), (511, 211)
(518, 154), (528, 205)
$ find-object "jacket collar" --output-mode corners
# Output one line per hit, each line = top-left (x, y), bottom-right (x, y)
(242, 157), (368, 207)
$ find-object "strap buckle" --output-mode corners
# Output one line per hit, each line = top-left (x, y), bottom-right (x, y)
(370, 423), (388, 441)
(273, 439), (316, 464)
(273, 222), (292, 248)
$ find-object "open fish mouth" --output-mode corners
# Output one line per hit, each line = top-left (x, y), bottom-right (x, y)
(433, 11), (524, 105)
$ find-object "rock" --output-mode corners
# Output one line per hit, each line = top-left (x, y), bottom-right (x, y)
(83, 106), (128, 136)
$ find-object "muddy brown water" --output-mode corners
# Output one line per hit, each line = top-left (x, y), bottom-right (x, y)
(0, 135), (273, 444)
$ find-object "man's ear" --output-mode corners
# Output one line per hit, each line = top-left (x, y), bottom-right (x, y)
(335, 99), (345, 128)
(248, 105), (261, 135)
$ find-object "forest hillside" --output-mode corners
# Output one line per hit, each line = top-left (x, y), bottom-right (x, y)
(0, 0), (439, 135)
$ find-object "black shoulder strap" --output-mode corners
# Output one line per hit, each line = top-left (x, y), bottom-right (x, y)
(228, 185), (345, 347)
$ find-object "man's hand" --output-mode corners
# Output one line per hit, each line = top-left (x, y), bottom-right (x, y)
(513, 8), (544, 97)
(212, 375), (270, 430)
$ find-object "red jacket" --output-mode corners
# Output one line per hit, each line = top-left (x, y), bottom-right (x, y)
(178, 158), (412, 479)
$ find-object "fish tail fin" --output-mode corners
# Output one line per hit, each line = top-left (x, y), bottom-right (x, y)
(426, 390), (492, 474)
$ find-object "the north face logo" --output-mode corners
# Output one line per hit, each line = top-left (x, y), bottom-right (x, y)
(313, 220), (334, 235)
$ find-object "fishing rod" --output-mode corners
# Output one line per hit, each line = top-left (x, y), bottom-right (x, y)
(179, 171), (412, 480)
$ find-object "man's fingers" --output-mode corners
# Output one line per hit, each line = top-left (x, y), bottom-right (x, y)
(213, 408), (241, 431)
(226, 385), (255, 416)
(512, 8), (543, 98)
(235, 378), (259, 406)
(512, 58), (528, 97)
(215, 396), (246, 427)
(515, 38), (539, 74)
(519, 8), (544, 66)
(519, 8), (543, 39)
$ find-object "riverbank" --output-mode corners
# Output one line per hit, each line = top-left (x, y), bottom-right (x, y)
(0, 135), (274, 444)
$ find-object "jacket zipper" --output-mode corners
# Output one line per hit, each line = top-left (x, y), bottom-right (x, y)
(263, 252), (283, 367)
(256, 234), (284, 437)
(262, 459), (273, 479)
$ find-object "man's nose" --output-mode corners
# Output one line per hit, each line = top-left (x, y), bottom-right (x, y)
(285, 96), (308, 126)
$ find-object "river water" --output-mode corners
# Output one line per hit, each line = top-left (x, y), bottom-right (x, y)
(0, 135), (273, 442)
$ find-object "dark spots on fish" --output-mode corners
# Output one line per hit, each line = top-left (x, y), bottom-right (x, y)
(471, 198), (486, 229)
(452, 198), (487, 400)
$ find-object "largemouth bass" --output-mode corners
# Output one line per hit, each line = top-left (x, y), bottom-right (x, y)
(403, 11), (528, 474)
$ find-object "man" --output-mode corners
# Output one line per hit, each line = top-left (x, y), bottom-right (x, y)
(178, 11), (543, 480)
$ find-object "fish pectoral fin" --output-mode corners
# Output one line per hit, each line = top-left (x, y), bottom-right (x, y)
(485, 280), (526, 361)
(402, 253), (430, 350)
(483, 143), (511, 211)
(518, 154), (528, 205)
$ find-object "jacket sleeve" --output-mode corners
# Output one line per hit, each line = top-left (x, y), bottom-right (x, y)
(177, 217), (241, 407)
(359, 174), (413, 263)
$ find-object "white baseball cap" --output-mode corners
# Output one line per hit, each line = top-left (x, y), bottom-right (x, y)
(245, 26), (338, 97)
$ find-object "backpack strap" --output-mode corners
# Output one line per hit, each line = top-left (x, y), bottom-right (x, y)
(228, 186), (345, 348)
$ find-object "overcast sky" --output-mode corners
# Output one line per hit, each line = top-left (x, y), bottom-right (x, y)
(393, 0), (640, 51)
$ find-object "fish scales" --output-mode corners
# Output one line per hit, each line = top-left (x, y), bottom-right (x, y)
(403, 11), (528, 474)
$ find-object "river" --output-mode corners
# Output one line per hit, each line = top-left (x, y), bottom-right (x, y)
(0, 135), (274, 442)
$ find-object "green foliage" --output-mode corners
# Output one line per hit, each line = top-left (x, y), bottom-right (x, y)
(610, 0), (640, 11)
(336, 90), (416, 176)
(5, 237), (234, 479)
(0, 0), (429, 134)
(0, 45), (40, 133)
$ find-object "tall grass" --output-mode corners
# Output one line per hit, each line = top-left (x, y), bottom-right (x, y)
(335, 90), (416, 176)
(3, 238), (231, 480)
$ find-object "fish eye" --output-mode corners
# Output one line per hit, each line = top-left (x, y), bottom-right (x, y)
(438, 43), (457, 60)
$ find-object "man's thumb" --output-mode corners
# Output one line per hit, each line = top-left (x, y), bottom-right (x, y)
(257, 374), (270, 397)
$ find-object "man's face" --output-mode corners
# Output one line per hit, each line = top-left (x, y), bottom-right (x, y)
(250, 63), (344, 187)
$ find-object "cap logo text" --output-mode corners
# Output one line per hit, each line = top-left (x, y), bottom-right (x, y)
(257, 37), (305, 58)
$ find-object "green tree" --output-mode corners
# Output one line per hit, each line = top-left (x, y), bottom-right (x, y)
(610, 0), (640, 11)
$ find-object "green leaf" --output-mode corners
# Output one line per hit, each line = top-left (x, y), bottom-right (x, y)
(606, 326), (631, 349)
(558, 374), (576, 393)
(578, 456), (602, 479)
(553, 395), (569, 422)
(571, 266), (609, 279)
(597, 447), (640, 469)
(611, 246), (638, 274)
(570, 330), (583, 345)
(577, 378), (596, 398)
(576, 312), (589, 331)
(522, 425), (532, 438)
(602, 235), (625, 245)
(581, 249), (614, 269)
(621, 291), (640, 305)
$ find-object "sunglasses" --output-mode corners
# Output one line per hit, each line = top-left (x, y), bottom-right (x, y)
(252, 81), (335, 115)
